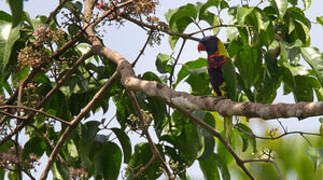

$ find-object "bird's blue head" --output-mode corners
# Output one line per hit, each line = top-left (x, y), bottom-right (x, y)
(197, 36), (219, 55)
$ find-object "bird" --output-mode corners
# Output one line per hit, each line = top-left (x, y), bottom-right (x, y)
(197, 35), (232, 142)
(197, 36), (229, 97)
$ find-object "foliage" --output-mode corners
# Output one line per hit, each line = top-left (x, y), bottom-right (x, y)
(0, 0), (322, 179)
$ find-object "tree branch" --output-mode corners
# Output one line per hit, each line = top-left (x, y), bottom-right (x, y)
(132, 30), (153, 67)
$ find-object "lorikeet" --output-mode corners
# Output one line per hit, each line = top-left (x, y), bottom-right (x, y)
(198, 36), (229, 97)
(198, 35), (232, 141)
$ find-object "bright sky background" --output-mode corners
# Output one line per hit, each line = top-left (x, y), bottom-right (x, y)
(0, 0), (322, 179)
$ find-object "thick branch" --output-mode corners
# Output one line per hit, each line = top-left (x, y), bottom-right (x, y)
(120, 75), (323, 119)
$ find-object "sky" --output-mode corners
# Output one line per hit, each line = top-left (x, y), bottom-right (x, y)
(0, 0), (323, 179)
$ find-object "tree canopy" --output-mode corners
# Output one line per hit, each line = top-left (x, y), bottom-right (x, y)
(0, 0), (323, 179)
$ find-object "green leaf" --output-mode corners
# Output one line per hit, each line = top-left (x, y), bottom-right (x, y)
(281, 66), (296, 95)
(286, 8), (311, 28)
(319, 117), (323, 137)
(199, 0), (220, 14)
(199, 154), (220, 180)
(113, 92), (135, 130)
(302, 0), (312, 10)
(317, 16), (323, 26)
(294, 75), (316, 102)
(220, 0), (229, 9)
(67, 139), (79, 158)
(0, 11), (21, 72)
(168, 36), (179, 50)
(306, 147), (323, 170)
(164, 145), (187, 178)
(165, 111), (202, 166)
(288, 0), (298, 6)
(81, 121), (100, 141)
(234, 44), (263, 90)
(52, 162), (69, 180)
(7, 0), (23, 27)
(272, 0), (288, 17)
(111, 128), (132, 163)
(280, 40), (302, 63)
(199, 10), (221, 35)
(223, 59), (237, 100)
(63, 1), (83, 14)
(8, 171), (18, 180)
(315, 88), (323, 101)
(0, 170), (4, 180)
(169, 4), (197, 30)
(23, 137), (46, 158)
(127, 143), (163, 179)
(173, 58), (207, 88)
(167, 4), (197, 49)
(254, 53), (280, 103)
(196, 111), (215, 160)
(237, 7), (254, 25)
(76, 43), (91, 55)
(301, 47), (323, 87)
(156, 53), (172, 73)
(185, 70), (212, 96)
(235, 123), (257, 153)
(199, 153), (230, 180)
(137, 76), (167, 136)
(13, 67), (30, 83)
(31, 15), (47, 30)
(91, 141), (122, 180)
(0, 140), (13, 152)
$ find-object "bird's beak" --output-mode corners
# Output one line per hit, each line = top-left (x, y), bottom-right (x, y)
(197, 43), (205, 53)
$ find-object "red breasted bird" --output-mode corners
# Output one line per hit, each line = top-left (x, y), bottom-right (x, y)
(198, 35), (233, 142)
(198, 36), (229, 97)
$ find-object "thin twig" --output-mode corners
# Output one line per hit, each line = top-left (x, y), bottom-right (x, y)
(276, 119), (287, 133)
(300, 133), (313, 146)
(169, 39), (186, 89)
(14, 132), (22, 180)
(193, 20), (205, 37)
(188, 24), (252, 36)
(132, 30), (153, 67)
(0, 110), (27, 120)
(234, 124), (320, 140)
(0, 105), (71, 125)
(121, 14), (200, 41)
(45, 0), (71, 24)
(22, 169), (36, 180)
